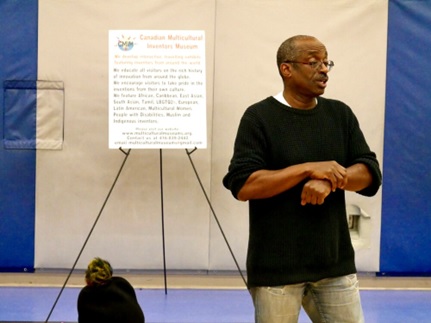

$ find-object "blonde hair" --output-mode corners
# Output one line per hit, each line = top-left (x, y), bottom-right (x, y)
(85, 257), (113, 286)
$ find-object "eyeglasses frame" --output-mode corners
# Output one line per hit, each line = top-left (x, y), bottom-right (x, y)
(283, 60), (334, 71)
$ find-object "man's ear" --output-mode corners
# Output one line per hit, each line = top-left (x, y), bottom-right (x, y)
(280, 63), (292, 78)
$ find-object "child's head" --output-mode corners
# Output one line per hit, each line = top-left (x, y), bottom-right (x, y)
(85, 257), (113, 286)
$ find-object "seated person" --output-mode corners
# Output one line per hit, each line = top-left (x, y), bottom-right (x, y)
(77, 257), (145, 323)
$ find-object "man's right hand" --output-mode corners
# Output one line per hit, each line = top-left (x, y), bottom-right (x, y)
(307, 161), (347, 192)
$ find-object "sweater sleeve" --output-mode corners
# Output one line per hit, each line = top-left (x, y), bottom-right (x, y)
(114, 276), (139, 301)
(223, 105), (268, 199)
(346, 107), (382, 196)
(77, 287), (93, 323)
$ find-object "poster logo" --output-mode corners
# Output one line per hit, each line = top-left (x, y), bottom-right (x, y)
(117, 35), (135, 51)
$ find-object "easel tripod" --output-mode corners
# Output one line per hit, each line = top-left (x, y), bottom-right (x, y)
(44, 147), (247, 322)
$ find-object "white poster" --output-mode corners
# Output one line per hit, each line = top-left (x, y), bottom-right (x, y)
(109, 30), (206, 149)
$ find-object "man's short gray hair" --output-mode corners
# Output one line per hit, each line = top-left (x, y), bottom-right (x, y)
(276, 35), (316, 75)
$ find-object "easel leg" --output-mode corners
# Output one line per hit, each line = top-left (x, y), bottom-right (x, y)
(160, 149), (168, 294)
(185, 148), (248, 289)
(45, 148), (132, 322)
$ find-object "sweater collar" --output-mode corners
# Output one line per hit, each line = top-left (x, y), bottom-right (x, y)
(273, 92), (318, 108)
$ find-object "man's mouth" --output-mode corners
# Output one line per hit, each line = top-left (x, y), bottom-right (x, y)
(316, 76), (328, 88)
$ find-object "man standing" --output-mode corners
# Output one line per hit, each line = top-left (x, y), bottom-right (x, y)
(223, 35), (382, 323)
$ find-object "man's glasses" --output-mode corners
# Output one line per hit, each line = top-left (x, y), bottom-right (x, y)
(284, 60), (334, 72)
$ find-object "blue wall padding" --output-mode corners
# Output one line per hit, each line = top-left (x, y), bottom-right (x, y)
(0, 0), (431, 274)
(0, 1), (38, 271)
(4, 81), (38, 149)
(380, 0), (431, 274)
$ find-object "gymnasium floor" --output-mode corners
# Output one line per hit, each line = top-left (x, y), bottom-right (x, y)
(1, 271), (431, 323)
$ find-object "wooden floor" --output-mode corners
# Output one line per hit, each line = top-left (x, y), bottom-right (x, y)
(1, 270), (431, 290)
(1, 271), (431, 322)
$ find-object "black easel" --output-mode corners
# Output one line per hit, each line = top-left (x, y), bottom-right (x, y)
(185, 148), (247, 288)
(159, 149), (168, 295)
(44, 148), (131, 323)
(45, 147), (247, 322)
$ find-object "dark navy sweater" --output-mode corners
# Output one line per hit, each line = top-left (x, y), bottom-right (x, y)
(223, 96), (382, 287)
(78, 276), (145, 323)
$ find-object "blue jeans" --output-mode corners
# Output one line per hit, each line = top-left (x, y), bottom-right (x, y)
(250, 274), (364, 323)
